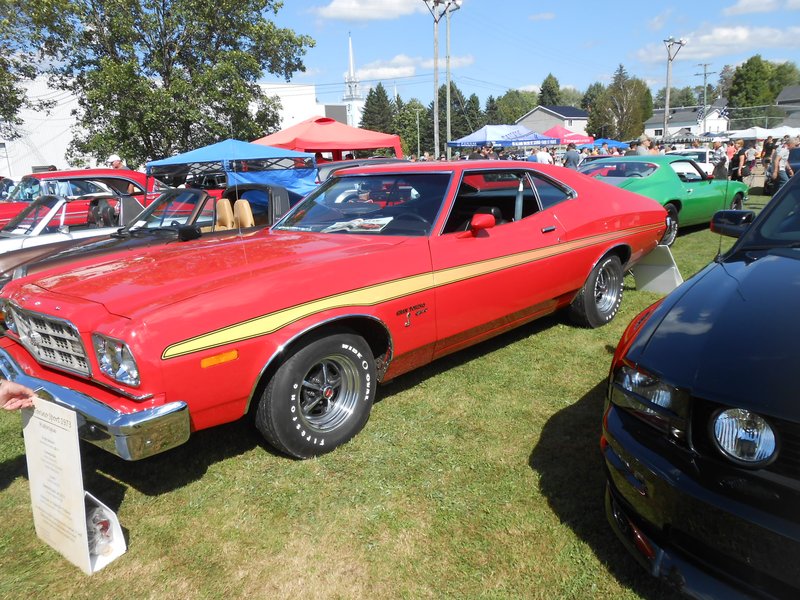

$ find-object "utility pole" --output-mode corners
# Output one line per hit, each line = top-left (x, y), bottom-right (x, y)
(694, 63), (716, 134)
(663, 37), (686, 142)
(424, 0), (459, 159)
(445, 1), (461, 159)
(414, 108), (422, 158)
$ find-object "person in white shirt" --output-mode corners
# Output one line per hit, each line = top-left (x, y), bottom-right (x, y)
(536, 147), (554, 164)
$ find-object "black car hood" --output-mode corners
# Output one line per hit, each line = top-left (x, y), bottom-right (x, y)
(627, 250), (800, 418)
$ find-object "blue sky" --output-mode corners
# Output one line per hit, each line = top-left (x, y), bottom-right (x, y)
(263, 0), (800, 106)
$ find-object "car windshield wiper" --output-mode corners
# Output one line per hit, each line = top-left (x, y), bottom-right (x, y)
(111, 227), (131, 238)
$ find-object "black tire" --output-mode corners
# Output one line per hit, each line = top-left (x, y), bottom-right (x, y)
(730, 192), (744, 211)
(661, 203), (679, 246)
(569, 255), (624, 328)
(255, 331), (376, 459)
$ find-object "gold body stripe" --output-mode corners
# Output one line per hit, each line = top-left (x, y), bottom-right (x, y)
(162, 223), (661, 359)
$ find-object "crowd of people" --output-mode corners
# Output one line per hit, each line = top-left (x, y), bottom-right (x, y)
(403, 132), (797, 194)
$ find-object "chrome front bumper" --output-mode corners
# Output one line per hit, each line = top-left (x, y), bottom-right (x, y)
(0, 348), (190, 460)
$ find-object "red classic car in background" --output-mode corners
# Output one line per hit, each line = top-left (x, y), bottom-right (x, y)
(0, 161), (666, 461)
(1, 168), (169, 228)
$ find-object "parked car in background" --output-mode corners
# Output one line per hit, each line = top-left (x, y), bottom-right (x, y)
(2, 168), (169, 227)
(666, 148), (714, 175)
(602, 175), (800, 598)
(0, 184), (292, 288)
(0, 161), (666, 462)
(315, 157), (407, 182)
(579, 155), (748, 245)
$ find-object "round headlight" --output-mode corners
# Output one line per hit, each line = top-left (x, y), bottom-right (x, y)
(713, 408), (777, 466)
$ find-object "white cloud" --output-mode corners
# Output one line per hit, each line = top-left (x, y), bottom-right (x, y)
(313, 0), (426, 21)
(723, 0), (780, 15)
(786, 0), (800, 8)
(518, 84), (541, 93)
(528, 12), (555, 21)
(635, 26), (800, 62)
(648, 9), (672, 31)
(354, 52), (474, 81)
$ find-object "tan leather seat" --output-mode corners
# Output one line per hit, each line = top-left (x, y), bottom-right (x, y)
(216, 198), (234, 230)
(233, 199), (255, 229)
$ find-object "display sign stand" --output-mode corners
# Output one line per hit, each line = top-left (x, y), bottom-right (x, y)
(22, 392), (126, 575)
(631, 244), (684, 294)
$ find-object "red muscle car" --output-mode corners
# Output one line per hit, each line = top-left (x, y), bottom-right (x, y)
(0, 161), (666, 460)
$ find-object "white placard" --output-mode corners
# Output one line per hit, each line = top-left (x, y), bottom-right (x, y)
(21, 392), (127, 574)
(22, 393), (92, 574)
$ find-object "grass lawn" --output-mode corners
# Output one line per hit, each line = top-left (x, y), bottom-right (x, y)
(0, 195), (770, 599)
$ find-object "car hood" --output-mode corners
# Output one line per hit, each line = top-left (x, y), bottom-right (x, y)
(20, 231), (412, 320)
(627, 250), (800, 418)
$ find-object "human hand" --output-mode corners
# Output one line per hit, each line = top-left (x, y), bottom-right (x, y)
(0, 380), (37, 410)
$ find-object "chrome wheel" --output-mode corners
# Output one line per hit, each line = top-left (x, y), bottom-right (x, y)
(661, 204), (679, 246)
(730, 193), (744, 210)
(594, 261), (622, 315)
(299, 352), (363, 432)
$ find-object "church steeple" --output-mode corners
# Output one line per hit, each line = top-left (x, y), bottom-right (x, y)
(342, 33), (362, 102)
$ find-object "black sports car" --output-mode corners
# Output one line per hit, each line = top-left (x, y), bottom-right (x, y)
(602, 173), (800, 598)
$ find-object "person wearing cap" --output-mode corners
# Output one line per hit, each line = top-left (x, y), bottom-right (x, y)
(636, 135), (651, 155)
(106, 154), (130, 170)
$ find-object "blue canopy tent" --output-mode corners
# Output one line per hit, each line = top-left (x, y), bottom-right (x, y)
(146, 139), (316, 199)
(577, 138), (628, 150)
(507, 131), (559, 147)
(448, 125), (538, 148)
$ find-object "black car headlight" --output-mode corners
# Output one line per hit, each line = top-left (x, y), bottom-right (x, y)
(92, 333), (140, 387)
(611, 364), (687, 439)
(712, 408), (777, 466)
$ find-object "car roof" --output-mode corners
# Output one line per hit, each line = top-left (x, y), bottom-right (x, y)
(23, 168), (147, 180)
(331, 159), (563, 176)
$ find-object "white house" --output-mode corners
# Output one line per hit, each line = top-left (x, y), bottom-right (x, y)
(644, 98), (729, 140)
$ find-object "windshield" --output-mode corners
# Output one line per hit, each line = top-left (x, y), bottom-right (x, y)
(578, 160), (658, 179)
(741, 180), (800, 248)
(274, 172), (451, 236)
(125, 189), (215, 230)
(1, 196), (62, 235)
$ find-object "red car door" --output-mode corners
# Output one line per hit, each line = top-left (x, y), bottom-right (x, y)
(429, 169), (573, 359)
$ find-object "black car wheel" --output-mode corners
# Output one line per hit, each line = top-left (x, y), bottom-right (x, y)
(730, 192), (744, 211)
(661, 203), (679, 246)
(255, 331), (375, 459)
(569, 255), (624, 328)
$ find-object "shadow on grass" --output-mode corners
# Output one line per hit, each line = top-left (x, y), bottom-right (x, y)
(528, 379), (682, 600)
(79, 419), (274, 504)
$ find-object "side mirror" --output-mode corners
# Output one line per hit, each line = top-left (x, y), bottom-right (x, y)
(710, 210), (755, 238)
(457, 213), (495, 238)
(177, 225), (202, 242)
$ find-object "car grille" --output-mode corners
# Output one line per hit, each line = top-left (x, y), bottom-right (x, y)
(9, 305), (90, 376)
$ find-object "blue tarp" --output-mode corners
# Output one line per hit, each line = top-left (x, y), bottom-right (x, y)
(448, 125), (536, 148)
(577, 138), (628, 150)
(146, 139), (317, 198)
(507, 131), (559, 147)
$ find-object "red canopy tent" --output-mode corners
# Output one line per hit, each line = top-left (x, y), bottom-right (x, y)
(542, 125), (594, 146)
(253, 116), (403, 160)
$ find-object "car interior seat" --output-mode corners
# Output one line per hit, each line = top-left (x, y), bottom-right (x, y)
(233, 199), (255, 228)
(216, 198), (235, 230)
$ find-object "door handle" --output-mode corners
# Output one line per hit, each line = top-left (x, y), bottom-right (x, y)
(541, 226), (556, 233)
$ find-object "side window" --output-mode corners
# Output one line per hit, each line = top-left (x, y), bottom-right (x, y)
(671, 160), (703, 182)
(529, 173), (571, 209)
(442, 170), (538, 233)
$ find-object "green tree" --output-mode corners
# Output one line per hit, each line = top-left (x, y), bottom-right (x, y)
(654, 86), (697, 109)
(559, 87), (583, 108)
(581, 82), (605, 111)
(360, 82), (395, 134)
(586, 65), (650, 140)
(484, 95), (502, 124)
(716, 65), (735, 100)
(463, 93), (485, 132)
(495, 90), (538, 124)
(770, 61), (800, 99)
(392, 98), (425, 157)
(20, 0), (313, 166)
(728, 55), (777, 128)
(539, 74), (561, 106)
